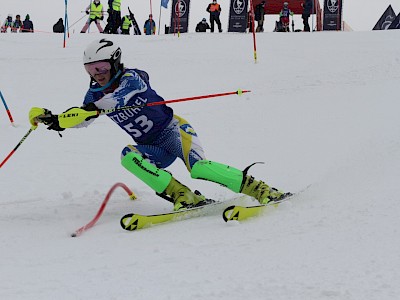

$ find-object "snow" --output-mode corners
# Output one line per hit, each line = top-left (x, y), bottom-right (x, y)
(1, 30), (400, 299)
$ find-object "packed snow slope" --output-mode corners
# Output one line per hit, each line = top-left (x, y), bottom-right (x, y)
(1, 31), (400, 300)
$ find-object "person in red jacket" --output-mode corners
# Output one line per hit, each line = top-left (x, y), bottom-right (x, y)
(206, 0), (222, 33)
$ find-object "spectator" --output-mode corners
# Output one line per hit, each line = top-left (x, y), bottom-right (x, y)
(195, 18), (211, 32)
(143, 14), (156, 35)
(21, 14), (34, 33)
(1, 15), (13, 33)
(53, 18), (65, 33)
(81, 0), (104, 33)
(121, 15), (132, 35)
(206, 0), (222, 33)
(279, 2), (293, 32)
(12, 15), (23, 32)
(301, 0), (312, 32)
(255, 1), (266, 32)
(107, 0), (122, 34)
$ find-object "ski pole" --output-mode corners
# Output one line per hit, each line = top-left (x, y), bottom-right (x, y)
(0, 126), (37, 169)
(58, 89), (251, 128)
(0, 90), (15, 126)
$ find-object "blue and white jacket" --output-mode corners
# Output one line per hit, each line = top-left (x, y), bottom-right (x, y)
(81, 68), (173, 144)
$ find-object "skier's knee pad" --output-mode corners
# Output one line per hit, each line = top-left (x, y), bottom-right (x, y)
(121, 152), (172, 193)
(190, 160), (244, 193)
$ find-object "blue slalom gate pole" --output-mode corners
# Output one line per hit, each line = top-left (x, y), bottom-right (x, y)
(63, 0), (69, 48)
(0, 90), (15, 126)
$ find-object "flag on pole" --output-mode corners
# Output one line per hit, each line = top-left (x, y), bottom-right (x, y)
(161, 0), (169, 9)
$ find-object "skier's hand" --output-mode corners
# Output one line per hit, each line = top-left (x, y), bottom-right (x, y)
(29, 107), (52, 126)
(86, 10), (89, 15)
(100, 16), (104, 20)
(82, 102), (100, 121)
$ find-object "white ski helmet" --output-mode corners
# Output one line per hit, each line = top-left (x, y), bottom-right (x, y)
(83, 38), (122, 75)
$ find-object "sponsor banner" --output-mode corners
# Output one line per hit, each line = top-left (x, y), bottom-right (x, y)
(322, 0), (343, 31)
(170, 0), (191, 33)
(388, 13), (400, 29)
(373, 5), (396, 30)
(228, 0), (249, 32)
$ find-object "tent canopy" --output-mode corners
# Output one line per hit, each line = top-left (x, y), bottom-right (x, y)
(252, 0), (319, 15)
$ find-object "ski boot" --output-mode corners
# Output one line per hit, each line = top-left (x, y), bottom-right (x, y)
(241, 175), (292, 204)
(163, 177), (213, 211)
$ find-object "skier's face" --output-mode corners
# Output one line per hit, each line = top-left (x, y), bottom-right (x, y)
(84, 61), (112, 86)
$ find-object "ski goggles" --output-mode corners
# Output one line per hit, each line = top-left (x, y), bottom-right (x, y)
(84, 61), (111, 76)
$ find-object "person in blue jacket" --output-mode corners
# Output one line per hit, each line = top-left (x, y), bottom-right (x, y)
(143, 14), (156, 35)
(28, 39), (290, 211)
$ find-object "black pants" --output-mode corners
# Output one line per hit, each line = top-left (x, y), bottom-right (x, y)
(210, 14), (222, 32)
(302, 13), (310, 32)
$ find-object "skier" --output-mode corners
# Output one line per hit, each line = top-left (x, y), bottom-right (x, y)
(81, 0), (104, 33)
(195, 18), (211, 32)
(279, 2), (294, 32)
(206, 0), (222, 33)
(1, 15), (13, 33)
(28, 39), (289, 211)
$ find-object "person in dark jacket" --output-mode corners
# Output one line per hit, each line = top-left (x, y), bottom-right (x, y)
(195, 18), (211, 32)
(21, 14), (34, 32)
(255, 1), (266, 32)
(206, 0), (222, 33)
(53, 18), (65, 33)
(301, 0), (313, 32)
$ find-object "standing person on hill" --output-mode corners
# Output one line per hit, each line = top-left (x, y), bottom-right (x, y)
(120, 15), (132, 34)
(109, 0), (122, 34)
(21, 14), (34, 33)
(144, 14), (156, 35)
(255, 1), (266, 32)
(279, 2), (294, 32)
(81, 0), (104, 33)
(195, 18), (211, 32)
(12, 15), (23, 32)
(1, 15), (13, 33)
(28, 39), (291, 212)
(206, 0), (222, 33)
(301, 0), (313, 32)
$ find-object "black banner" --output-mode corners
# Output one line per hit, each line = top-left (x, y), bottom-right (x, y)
(228, 0), (248, 32)
(322, 0), (343, 31)
(388, 13), (400, 30)
(373, 5), (396, 30)
(170, 0), (191, 33)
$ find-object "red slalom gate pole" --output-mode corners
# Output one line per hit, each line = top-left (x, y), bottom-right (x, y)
(71, 183), (137, 237)
(149, 89), (251, 107)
